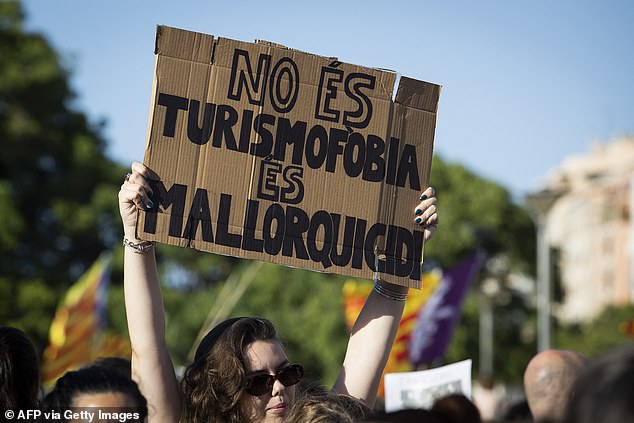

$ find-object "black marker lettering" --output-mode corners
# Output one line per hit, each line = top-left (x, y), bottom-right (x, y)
(143, 181), (187, 238)
(307, 210), (333, 268)
(187, 100), (215, 145)
(212, 105), (238, 151)
(228, 49), (271, 105)
(263, 203), (285, 255)
(343, 73), (375, 129)
(216, 194), (242, 248)
(182, 188), (214, 242)
(157, 93), (188, 138)
(397, 144), (421, 191)
(330, 214), (355, 267)
(282, 206), (309, 260)
(242, 199), (264, 252)
(305, 125), (328, 169)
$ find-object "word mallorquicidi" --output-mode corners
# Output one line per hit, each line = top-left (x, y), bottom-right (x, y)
(144, 185), (425, 281)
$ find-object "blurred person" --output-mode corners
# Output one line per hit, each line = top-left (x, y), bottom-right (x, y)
(472, 376), (505, 421)
(42, 364), (147, 422)
(119, 162), (439, 423)
(503, 400), (533, 423)
(285, 392), (371, 423)
(363, 409), (447, 423)
(523, 349), (587, 423)
(562, 344), (634, 423)
(432, 393), (481, 423)
(0, 326), (40, 412)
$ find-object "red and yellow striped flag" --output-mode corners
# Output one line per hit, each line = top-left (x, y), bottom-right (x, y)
(41, 254), (131, 388)
(342, 269), (443, 396)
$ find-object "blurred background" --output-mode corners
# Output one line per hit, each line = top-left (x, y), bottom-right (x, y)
(1, 0), (633, 418)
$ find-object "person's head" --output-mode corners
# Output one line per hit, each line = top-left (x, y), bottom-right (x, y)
(182, 317), (303, 423)
(0, 326), (40, 411)
(431, 394), (481, 423)
(562, 345), (634, 423)
(503, 400), (533, 423)
(285, 392), (371, 423)
(43, 364), (147, 421)
(363, 409), (447, 423)
(523, 349), (587, 422)
(93, 356), (132, 378)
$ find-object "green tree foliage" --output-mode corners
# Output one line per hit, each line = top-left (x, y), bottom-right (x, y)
(556, 304), (634, 357)
(0, 1), (125, 349)
(427, 156), (535, 271)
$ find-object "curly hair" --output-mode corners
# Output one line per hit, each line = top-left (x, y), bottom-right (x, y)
(285, 392), (371, 423)
(0, 326), (40, 411)
(181, 317), (277, 423)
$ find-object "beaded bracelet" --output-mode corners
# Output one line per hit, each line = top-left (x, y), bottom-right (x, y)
(373, 281), (408, 302)
(123, 238), (154, 254)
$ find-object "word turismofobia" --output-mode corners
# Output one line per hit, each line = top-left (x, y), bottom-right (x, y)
(138, 26), (441, 287)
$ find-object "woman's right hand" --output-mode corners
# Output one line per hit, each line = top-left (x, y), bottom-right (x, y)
(118, 162), (155, 239)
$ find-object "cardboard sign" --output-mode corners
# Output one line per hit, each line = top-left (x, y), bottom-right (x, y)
(137, 26), (441, 288)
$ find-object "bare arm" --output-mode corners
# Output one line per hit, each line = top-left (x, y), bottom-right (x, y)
(331, 187), (438, 407)
(119, 162), (180, 422)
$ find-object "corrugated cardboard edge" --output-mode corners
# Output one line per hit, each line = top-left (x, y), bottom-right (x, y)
(155, 25), (215, 63)
(394, 76), (442, 114)
(383, 76), (442, 289)
(254, 39), (339, 63)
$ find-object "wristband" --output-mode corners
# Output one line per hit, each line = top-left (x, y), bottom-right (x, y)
(373, 281), (408, 302)
(123, 238), (154, 254)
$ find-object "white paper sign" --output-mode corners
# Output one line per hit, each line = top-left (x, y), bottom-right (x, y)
(384, 359), (472, 412)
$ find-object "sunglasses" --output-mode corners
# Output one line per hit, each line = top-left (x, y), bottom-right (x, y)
(245, 363), (304, 396)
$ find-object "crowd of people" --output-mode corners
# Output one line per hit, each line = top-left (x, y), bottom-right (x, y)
(1, 162), (633, 422)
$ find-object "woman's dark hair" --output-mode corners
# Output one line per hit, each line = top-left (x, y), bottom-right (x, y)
(181, 317), (277, 423)
(0, 326), (40, 411)
(93, 356), (132, 378)
(563, 345), (634, 423)
(43, 364), (147, 421)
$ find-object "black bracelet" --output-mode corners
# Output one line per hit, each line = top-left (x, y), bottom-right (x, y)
(123, 238), (154, 254)
(373, 281), (408, 302)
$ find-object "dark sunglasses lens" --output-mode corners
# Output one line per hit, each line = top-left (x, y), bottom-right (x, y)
(245, 364), (304, 395)
(247, 375), (273, 396)
(279, 364), (304, 386)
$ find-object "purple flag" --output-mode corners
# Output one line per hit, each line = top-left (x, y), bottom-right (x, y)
(409, 253), (484, 366)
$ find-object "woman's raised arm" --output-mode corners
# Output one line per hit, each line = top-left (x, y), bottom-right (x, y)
(331, 186), (438, 407)
(119, 161), (180, 423)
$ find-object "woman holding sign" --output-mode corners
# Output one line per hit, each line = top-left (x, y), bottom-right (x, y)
(119, 161), (438, 423)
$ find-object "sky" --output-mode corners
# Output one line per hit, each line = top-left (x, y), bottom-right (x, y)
(21, 0), (634, 198)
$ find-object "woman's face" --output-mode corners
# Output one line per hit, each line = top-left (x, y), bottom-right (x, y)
(239, 339), (297, 423)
